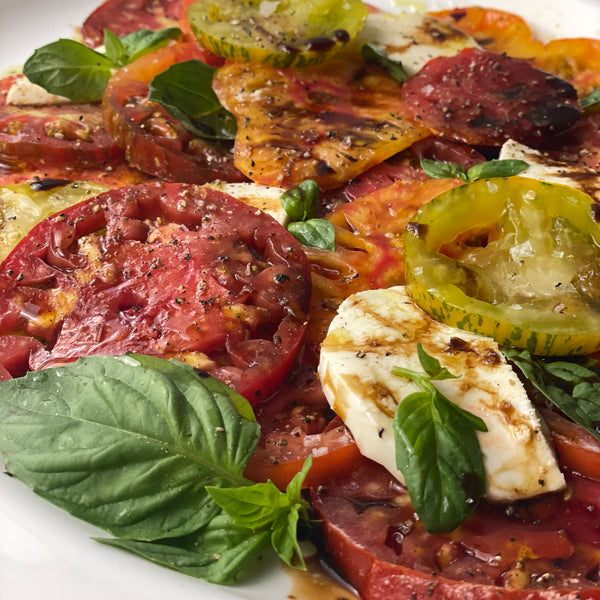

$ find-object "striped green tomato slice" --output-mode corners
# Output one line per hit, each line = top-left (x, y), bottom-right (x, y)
(404, 177), (600, 356)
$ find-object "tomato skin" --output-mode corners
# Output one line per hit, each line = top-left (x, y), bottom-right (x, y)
(0, 182), (311, 402)
(402, 48), (581, 147)
(102, 43), (243, 184)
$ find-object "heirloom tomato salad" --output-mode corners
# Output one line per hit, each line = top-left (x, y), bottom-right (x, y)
(3, 0), (600, 599)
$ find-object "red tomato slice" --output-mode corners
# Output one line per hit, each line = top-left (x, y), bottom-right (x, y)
(401, 48), (582, 147)
(102, 42), (243, 184)
(244, 365), (364, 489)
(312, 461), (600, 599)
(0, 77), (123, 171)
(82, 0), (183, 48)
(541, 407), (600, 481)
(0, 182), (311, 402)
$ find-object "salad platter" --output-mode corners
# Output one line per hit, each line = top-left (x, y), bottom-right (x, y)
(2, 0), (600, 599)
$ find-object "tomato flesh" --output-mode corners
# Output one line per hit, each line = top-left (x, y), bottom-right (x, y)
(0, 182), (311, 402)
(244, 364), (364, 489)
(0, 99), (123, 171)
(402, 48), (581, 147)
(312, 460), (600, 599)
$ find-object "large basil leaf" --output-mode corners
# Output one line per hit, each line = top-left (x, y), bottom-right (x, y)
(148, 60), (238, 140)
(0, 354), (260, 541)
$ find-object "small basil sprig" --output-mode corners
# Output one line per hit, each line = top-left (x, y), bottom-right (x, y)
(23, 27), (182, 102)
(148, 60), (237, 140)
(420, 157), (529, 182)
(208, 456), (312, 569)
(504, 349), (600, 444)
(0, 354), (312, 583)
(361, 43), (409, 83)
(581, 88), (600, 112)
(280, 180), (336, 251)
(392, 344), (488, 533)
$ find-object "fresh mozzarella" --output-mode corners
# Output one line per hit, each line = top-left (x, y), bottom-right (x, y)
(499, 139), (600, 201)
(356, 11), (478, 76)
(318, 286), (565, 503)
(6, 74), (71, 106)
(205, 181), (288, 225)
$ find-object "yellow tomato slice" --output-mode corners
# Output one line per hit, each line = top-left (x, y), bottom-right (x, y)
(0, 180), (108, 262)
(404, 177), (600, 356)
(213, 59), (429, 190)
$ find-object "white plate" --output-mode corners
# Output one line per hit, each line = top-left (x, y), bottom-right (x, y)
(1, 0), (599, 599)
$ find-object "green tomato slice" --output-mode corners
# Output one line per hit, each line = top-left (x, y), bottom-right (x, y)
(186, 0), (368, 68)
(404, 177), (600, 356)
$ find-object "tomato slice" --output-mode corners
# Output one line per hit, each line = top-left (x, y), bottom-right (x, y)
(311, 460), (600, 599)
(82, 0), (183, 48)
(212, 58), (429, 190)
(404, 177), (600, 356)
(541, 407), (600, 481)
(0, 82), (123, 171)
(244, 365), (363, 489)
(0, 182), (311, 402)
(186, 0), (368, 69)
(102, 42), (244, 184)
(401, 48), (581, 147)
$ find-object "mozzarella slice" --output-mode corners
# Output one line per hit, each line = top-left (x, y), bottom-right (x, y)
(204, 181), (288, 225)
(318, 286), (565, 503)
(356, 11), (478, 76)
(6, 75), (71, 106)
(499, 139), (600, 201)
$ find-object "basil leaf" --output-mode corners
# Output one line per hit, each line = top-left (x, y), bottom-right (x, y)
(504, 349), (600, 444)
(582, 88), (600, 111)
(0, 354), (259, 541)
(120, 27), (182, 63)
(148, 60), (237, 140)
(392, 350), (487, 533)
(23, 39), (114, 102)
(420, 158), (468, 181)
(287, 219), (335, 251)
(207, 456), (312, 569)
(421, 158), (529, 182)
(361, 43), (409, 83)
(466, 158), (529, 181)
(280, 179), (320, 222)
(103, 29), (128, 67)
(97, 513), (271, 584)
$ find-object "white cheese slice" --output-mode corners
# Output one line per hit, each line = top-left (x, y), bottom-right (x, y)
(356, 11), (478, 76)
(6, 75), (71, 106)
(205, 181), (288, 225)
(499, 139), (600, 201)
(318, 286), (565, 503)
